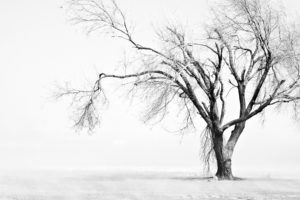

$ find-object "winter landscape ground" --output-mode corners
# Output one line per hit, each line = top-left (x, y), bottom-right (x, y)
(0, 170), (300, 200)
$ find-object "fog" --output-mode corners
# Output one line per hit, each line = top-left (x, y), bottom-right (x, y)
(0, 0), (300, 178)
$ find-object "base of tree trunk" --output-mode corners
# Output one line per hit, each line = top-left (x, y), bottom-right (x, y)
(216, 159), (234, 180)
(213, 135), (235, 180)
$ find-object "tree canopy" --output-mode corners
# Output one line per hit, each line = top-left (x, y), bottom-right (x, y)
(58, 0), (300, 179)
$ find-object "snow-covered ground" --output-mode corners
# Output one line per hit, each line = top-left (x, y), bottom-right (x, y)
(0, 170), (300, 200)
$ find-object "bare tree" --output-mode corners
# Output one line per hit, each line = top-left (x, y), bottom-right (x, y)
(58, 0), (300, 180)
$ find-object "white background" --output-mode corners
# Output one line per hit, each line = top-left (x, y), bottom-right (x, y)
(0, 0), (299, 177)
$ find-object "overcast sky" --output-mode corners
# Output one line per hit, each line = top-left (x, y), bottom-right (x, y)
(0, 0), (300, 177)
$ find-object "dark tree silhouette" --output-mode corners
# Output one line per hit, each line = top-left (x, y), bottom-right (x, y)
(58, 0), (300, 179)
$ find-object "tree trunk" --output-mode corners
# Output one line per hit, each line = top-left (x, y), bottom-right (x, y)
(212, 123), (245, 180)
(213, 135), (234, 180)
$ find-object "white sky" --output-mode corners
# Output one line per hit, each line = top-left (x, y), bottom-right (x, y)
(0, 0), (300, 176)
